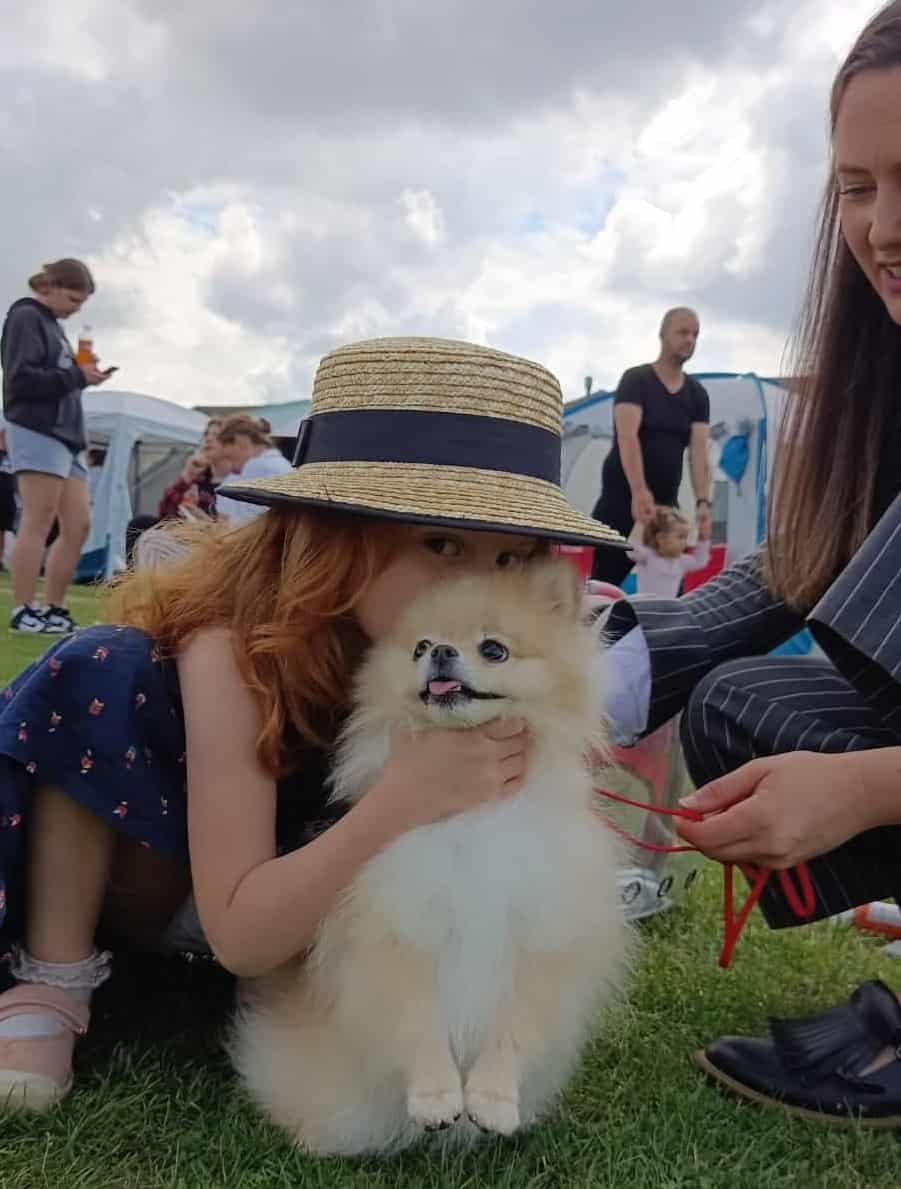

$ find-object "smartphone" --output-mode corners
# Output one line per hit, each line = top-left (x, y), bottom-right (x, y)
(102, 366), (119, 376)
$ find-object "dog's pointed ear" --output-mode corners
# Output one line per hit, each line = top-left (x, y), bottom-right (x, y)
(525, 557), (583, 621)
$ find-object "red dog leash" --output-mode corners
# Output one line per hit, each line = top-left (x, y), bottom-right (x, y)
(594, 787), (817, 968)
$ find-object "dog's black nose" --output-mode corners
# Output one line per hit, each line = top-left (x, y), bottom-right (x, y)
(430, 644), (459, 663)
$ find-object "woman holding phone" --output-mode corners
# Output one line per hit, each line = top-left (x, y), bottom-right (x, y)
(0, 259), (113, 634)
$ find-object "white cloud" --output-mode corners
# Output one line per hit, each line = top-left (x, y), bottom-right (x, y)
(794, 0), (884, 61)
(400, 189), (446, 247)
(0, 0), (888, 408)
(88, 200), (295, 406)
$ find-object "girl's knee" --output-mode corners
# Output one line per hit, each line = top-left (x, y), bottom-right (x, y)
(684, 660), (762, 724)
(102, 839), (191, 944)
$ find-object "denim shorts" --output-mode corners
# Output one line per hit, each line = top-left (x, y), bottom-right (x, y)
(5, 424), (87, 481)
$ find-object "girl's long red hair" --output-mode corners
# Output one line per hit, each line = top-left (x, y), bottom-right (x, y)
(106, 509), (398, 776)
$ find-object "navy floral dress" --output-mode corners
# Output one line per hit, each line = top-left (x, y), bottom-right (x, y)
(0, 625), (341, 946)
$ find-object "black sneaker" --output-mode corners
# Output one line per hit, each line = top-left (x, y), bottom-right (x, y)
(43, 605), (77, 635)
(9, 605), (49, 633)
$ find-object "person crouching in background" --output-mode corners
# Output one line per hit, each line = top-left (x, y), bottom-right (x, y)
(157, 452), (217, 521)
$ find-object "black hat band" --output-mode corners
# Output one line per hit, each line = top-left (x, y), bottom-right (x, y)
(292, 408), (561, 485)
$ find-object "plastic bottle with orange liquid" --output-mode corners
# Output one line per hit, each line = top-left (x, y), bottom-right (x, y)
(75, 326), (95, 367)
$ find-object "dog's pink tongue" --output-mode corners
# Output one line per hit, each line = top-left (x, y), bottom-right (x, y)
(428, 679), (462, 695)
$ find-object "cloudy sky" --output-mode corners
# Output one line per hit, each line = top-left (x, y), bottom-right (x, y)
(2, 0), (883, 410)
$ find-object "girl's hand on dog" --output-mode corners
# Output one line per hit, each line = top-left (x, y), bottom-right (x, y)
(373, 719), (529, 829)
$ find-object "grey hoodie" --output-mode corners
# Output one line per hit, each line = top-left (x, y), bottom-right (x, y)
(0, 297), (86, 451)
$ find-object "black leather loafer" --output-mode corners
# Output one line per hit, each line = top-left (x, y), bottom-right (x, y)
(695, 980), (901, 1127)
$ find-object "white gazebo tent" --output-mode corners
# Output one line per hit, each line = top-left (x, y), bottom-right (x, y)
(79, 390), (207, 580)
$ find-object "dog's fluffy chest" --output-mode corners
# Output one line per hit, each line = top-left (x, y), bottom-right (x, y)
(348, 770), (605, 955)
(336, 767), (615, 1062)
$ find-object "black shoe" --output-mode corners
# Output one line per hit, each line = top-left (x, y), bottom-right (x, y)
(42, 605), (76, 634)
(9, 604), (49, 634)
(696, 980), (901, 1127)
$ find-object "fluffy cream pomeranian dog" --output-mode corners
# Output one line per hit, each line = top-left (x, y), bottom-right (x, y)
(230, 558), (629, 1155)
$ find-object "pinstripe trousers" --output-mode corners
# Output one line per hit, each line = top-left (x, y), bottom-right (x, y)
(679, 656), (901, 927)
(605, 493), (901, 929)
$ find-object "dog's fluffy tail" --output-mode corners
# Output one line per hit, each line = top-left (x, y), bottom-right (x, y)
(228, 981), (418, 1156)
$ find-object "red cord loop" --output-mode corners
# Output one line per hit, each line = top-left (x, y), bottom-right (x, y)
(595, 786), (816, 968)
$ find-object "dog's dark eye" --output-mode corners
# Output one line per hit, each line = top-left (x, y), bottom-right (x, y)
(413, 639), (432, 660)
(479, 638), (509, 663)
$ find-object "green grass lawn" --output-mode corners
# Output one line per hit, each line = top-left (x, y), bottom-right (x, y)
(0, 576), (899, 1187)
(0, 577), (105, 682)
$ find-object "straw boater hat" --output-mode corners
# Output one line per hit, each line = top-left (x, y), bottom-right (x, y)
(218, 337), (626, 548)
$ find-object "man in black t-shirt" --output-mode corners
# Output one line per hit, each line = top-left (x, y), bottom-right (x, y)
(591, 307), (712, 584)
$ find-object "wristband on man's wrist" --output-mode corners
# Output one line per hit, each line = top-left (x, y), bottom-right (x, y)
(695, 498), (711, 509)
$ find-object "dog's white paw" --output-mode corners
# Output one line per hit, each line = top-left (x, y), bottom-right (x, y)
(407, 1083), (464, 1131)
(464, 1084), (520, 1136)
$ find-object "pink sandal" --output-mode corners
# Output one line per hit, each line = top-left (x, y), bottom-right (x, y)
(0, 984), (89, 1110)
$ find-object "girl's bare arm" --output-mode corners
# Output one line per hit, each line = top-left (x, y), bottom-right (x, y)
(179, 629), (402, 977)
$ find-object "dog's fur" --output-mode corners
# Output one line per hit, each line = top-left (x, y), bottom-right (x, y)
(229, 559), (630, 1155)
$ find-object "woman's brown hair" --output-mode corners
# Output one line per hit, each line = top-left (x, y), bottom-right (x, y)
(106, 509), (398, 776)
(218, 414), (272, 447)
(28, 258), (95, 296)
(765, 0), (901, 611)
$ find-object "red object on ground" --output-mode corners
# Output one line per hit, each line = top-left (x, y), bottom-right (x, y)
(555, 543), (594, 581)
(850, 902), (901, 940)
(607, 721), (675, 808)
(554, 542), (728, 592)
(682, 543), (727, 592)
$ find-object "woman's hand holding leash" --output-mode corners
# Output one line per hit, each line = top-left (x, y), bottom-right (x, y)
(675, 751), (872, 870)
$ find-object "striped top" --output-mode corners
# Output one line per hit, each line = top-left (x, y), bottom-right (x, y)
(606, 493), (901, 740)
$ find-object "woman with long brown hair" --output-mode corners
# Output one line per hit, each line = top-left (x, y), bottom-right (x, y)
(601, 0), (901, 1125)
(1, 259), (112, 634)
(214, 414), (292, 523)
